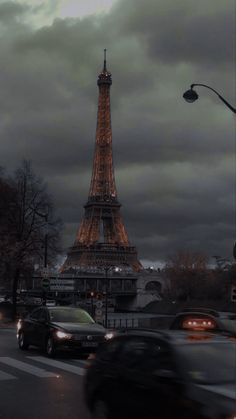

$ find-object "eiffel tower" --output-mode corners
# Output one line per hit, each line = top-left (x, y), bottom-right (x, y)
(62, 51), (142, 273)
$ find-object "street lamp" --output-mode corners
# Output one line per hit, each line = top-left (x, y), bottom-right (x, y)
(183, 83), (236, 266)
(183, 84), (236, 114)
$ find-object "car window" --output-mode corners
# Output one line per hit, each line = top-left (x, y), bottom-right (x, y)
(49, 308), (94, 323)
(30, 308), (42, 320)
(38, 309), (48, 322)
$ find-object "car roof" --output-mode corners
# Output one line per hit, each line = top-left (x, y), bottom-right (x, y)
(180, 308), (236, 318)
(114, 328), (236, 345)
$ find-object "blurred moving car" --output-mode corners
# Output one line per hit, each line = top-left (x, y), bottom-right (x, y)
(17, 306), (108, 357)
(84, 329), (236, 419)
(170, 308), (236, 335)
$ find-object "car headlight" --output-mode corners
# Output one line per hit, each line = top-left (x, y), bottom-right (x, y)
(55, 330), (72, 339)
(105, 332), (114, 340)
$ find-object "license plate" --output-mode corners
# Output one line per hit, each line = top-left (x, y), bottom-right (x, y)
(82, 342), (98, 347)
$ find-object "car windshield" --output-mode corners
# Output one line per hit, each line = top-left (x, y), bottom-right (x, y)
(178, 341), (236, 384)
(49, 308), (95, 324)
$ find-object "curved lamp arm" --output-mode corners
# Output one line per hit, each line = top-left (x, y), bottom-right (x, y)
(183, 83), (236, 114)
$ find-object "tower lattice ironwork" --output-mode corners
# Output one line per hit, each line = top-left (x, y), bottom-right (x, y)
(62, 51), (142, 272)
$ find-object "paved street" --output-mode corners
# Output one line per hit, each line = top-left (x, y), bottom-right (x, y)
(0, 328), (90, 419)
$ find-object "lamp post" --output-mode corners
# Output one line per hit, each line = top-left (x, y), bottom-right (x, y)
(90, 291), (95, 317)
(183, 83), (236, 266)
(43, 212), (48, 270)
(183, 83), (236, 114)
(103, 266), (114, 328)
(104, 267), (109, 328)
(34, 208), (49, 305)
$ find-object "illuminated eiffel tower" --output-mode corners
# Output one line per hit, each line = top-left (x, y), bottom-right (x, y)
(62, 51), (142, 272)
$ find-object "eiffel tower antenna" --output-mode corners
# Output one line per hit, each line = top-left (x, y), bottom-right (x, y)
(103, 48), (107, 71)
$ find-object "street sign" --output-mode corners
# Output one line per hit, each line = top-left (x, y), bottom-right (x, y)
(95, 308), (103, 317)
(95, 301), (103, 309)
(41, 268), (50, 278)
(94, 305), (103, 323)
(42, 278), (50, 290)
(231, 286), (236, 302)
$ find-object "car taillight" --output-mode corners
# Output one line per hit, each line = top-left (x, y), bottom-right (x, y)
(187, 334), (212, 341)
(182, 317), (216, 331)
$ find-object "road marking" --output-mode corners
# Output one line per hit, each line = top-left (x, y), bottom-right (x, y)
(0, 370), (16, 381)
(27, 356), (84, 376)
(0, 357), (58, 378)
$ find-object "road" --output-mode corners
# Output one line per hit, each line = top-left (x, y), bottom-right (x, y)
(0, 327), (90, 419)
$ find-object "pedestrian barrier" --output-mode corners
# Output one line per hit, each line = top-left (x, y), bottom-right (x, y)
(103, 318), (139, 329)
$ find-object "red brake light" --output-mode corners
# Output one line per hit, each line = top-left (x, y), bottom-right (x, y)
(182, 316), (216, 331)
(187, 334), (212, 341)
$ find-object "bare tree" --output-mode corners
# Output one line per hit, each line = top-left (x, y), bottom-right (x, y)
(0, 176), (18, 289)
(163, 250), (209, 301)
(163, 250), (234, 302)
(0, 161), (62, 318)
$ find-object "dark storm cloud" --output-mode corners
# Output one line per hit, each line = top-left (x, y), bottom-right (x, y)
(0, 0), (235, 265)
(0, 1), (27, 21)
(109, 0), (235, 67)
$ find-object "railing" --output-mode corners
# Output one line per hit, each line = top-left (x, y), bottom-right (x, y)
(103, 317), (139, 329)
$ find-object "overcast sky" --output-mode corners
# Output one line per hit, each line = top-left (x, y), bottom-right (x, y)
(0, 0), (235, 267)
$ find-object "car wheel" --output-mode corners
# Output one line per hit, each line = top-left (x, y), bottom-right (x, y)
(91, 399), (111, 419)
(18, 331), (29, 350)
(45, 336), (56, 357)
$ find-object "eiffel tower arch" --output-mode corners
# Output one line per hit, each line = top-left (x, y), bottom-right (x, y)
(62, 51), (142, 273)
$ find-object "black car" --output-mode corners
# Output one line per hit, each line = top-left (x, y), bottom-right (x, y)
(170, 308), (236, 335)
(84, 329), (236, 419)
(17, 306), (108, 357)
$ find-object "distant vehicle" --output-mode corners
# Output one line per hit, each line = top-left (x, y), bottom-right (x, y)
(46, 299), (56, 307)
(84, 329), (236, 419)
(170, 308), (236, 335)
(17, 306), (108, 357)
(24, 297), (42, 305)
